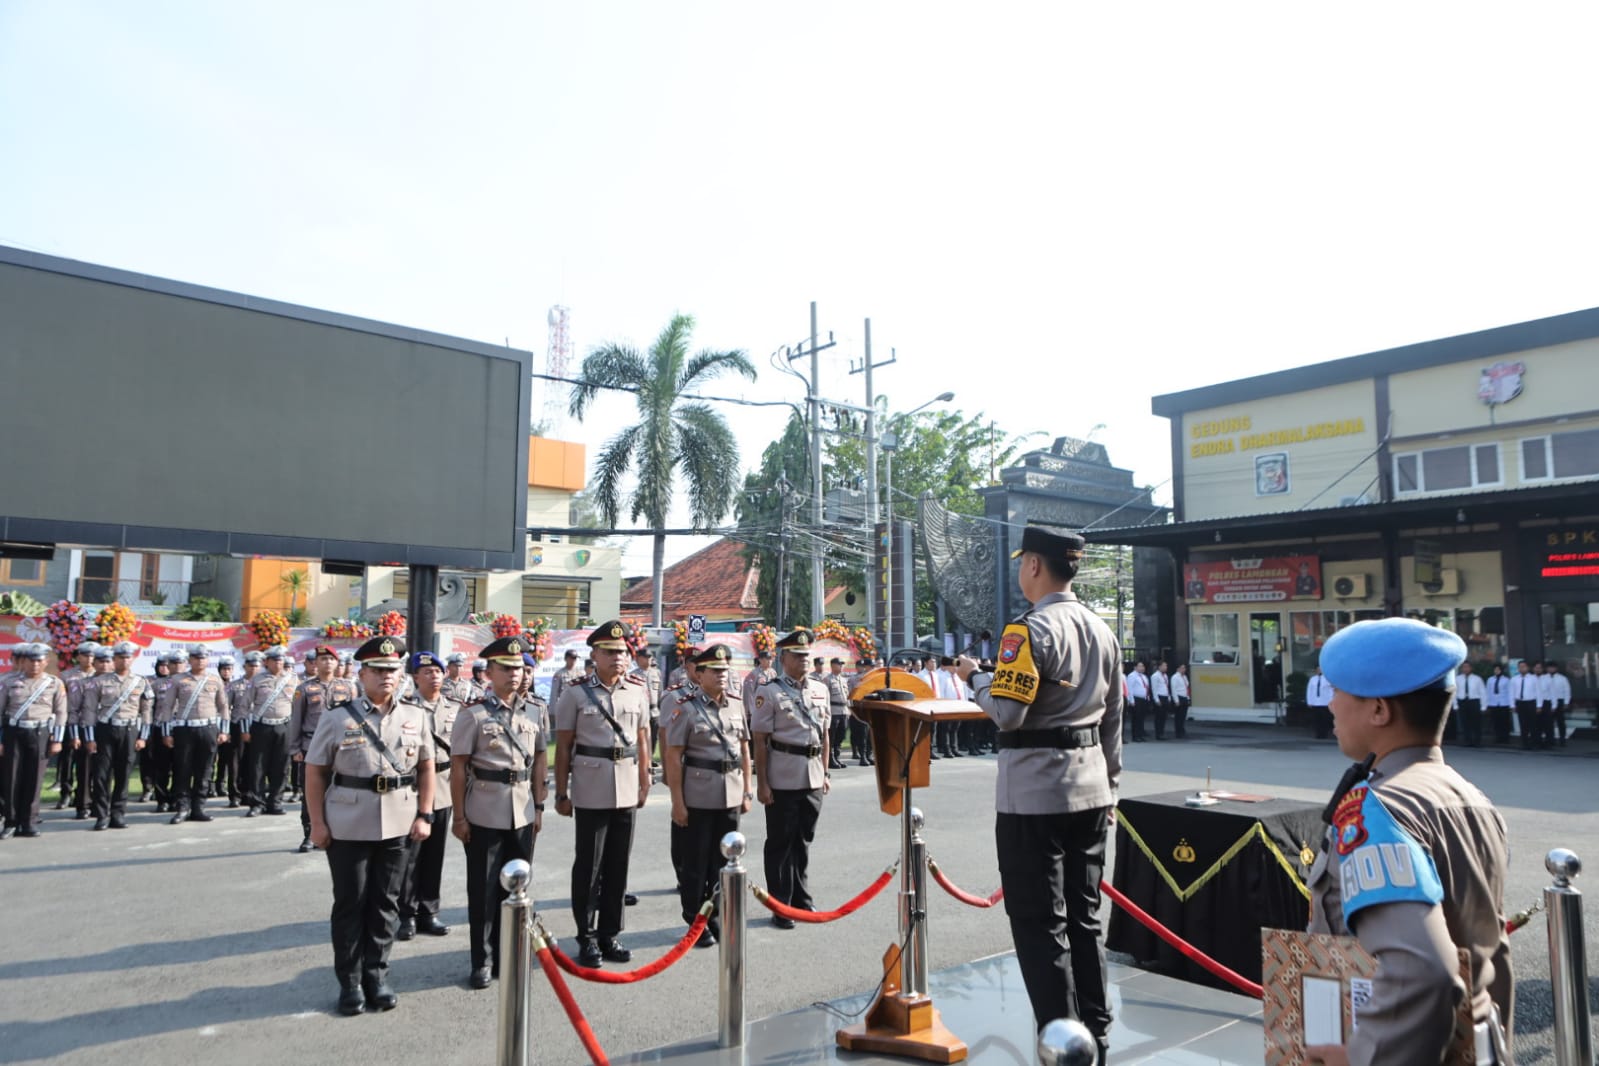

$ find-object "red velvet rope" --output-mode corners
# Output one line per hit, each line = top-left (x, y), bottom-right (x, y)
(1098, 879), (1264, 999)
(535, 943), (609, 1066)
(927, 858), (1004, 908)
(547, 911), (711, 984)
(753, 866), (895, 922)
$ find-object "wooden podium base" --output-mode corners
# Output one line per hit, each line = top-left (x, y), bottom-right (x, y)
(835, 945), (968, 1063)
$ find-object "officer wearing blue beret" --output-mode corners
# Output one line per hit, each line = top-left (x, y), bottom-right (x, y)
(1305, 618), (1512, 1066)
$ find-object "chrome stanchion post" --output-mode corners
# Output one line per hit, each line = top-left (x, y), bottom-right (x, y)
(907, 806), (929, 998)
(1544, 848), (1592, 1066)
(497, 858), (534, 1066)
(1038, 1018), (1099, 1065)
(719, 831), (748, 1050)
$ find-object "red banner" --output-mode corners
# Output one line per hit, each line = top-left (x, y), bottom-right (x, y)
(1183, 555), (1323, 604)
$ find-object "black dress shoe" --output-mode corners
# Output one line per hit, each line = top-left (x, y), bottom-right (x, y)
(624, 893), (638, 906)
(266, 806), (288, 816)
(54, 797), (67, 811)
(469, 967), (492, 990)
(599, 938), (631, 963)
(298, 836), (313, 853)
(17, 827), (39, 838)
(695, 928), (717, 948)
(771, 915), (795, 930)
(338, 986), (366, 1015)
(577, 939), (603, 967)
(227, 799), (239, 808)
(417, 917), (450, 936)
(396, 919), (415, 941)
(138, 791), (150, 802)
(363, 981), (398, 1011)
(75, 809), (89, 819)
(94, 817), (109, 831)
(245, 806), (258, 818)
(0, 826), (15, 840)
(169, 811), (187, 825)
(190, 809), (214, 822)
(110, 818), (128, 829)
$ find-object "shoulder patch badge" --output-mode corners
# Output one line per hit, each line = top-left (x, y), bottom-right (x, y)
(988, 622), (1040, 704)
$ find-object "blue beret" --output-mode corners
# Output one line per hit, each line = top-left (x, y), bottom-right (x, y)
(409, 650), (445, 673)
(1320, 618), (1466, 699)
(522, 651), (537, 667)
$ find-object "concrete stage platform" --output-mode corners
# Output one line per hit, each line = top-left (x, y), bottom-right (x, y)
(619, 953), (1262, 1065)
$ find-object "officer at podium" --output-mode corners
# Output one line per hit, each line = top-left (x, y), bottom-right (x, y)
(955, 524), (1123, 1065)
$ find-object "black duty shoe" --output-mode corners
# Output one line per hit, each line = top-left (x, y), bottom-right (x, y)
(469, 967), (492, 990)
(363, 981), (398, 1011)
(190, 809), (214, 823)
(623, 893), (638, 906)
(227, 799), (239, 809)
(54, 797), (67, 811)
(695, 928), (718, 949)
(577, 939), (603, 967)
(245, 806), (259, 818)
(929, 750), (941, 760)
(138, 791), (150, 802)
(298, 835), (313, 854)
(16, 827), (39, 838)
(396, 919), (415, 941)
(169, 810), (187, 825)
(599, 938), (632, 964)
(75, 809), (89, 819)
(110, 817), (128, 829)
(417, 917), (451, 936)
(266, 806), (288, 816)
(0, 826), (15, 840)
(94, 817), (109, 831)
(771, 915), (795, 930)
(338, 986), (365, 1016)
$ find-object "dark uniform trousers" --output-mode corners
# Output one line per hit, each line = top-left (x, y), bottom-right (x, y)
(1457, 698), (1484, 747)
(213, 722), (244, 802)
(170, 726), (219, 812)
(1173, 696), (1191, 739)
(145, 736), (175, 806)
(250, 722), (290, 810)
(1129, 697), (1151, 741)
(398, 803), (452, 923)
(1, 724), (51, 830)
(571, 807), (634, 940)
(997, 807), (1112, 1037)
(462, 822), (533, 971)
(763, 787), (823, 910)
(1514, 699), (1538, 749)
(848, 716), (873, 762)
(1153, 697), (1170, 740)
(326, 836), (407, 989)
(56, 745), (89, 813)
(830, 711), (848, 761)
(90, 723), (139, 820)
(676, 806), (737, 935)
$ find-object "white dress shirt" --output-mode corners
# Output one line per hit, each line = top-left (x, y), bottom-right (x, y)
(1151, 671), (1170, 700)
(1460, 672), (1487, 702)
(1548, 673), (1571, 707)
(1126, 671), (1150, 701)
(1511, 673), (1535, 702)
(1171, 671), (1190, 700)
(1486, 674), (1511, 707)
(1306, 674), (1332, 707)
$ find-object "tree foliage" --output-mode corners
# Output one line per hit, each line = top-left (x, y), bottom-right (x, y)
(734, 412), (811, 629)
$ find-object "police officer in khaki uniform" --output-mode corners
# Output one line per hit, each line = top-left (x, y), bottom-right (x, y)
(219, 653), (259, 807)
(849, 658), (875, 765)
(165, 646), (231, 824)
(955, 525), (1123, 1063)
(548, 649), (582, 708)
(448, 636), (547, 988)
(750, 628), (832, 929)
(553, 620), (651, 967)
(56, 641), (97, 815)
(664, 644), (751, 947)
(206, 656), (236, 796)
(440, 652), (480, 705)
(823, 657), (852, 769)
(630, 648), (663, 770)
(291, 645), (359, 851)
(245, 647), (299, 816)
(0, 644), (70, 837)
(64, 646), (113, 819)
(304, 636), (435, 1015)
(740, 651), (774, 724)
(141, 652), (179, 808)
(1304, 619), (1513, 1066)
(396, 650), (461, 941)
(80, 642), (154, 830)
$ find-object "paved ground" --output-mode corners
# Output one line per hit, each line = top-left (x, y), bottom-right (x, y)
(1, 723), (1593, 1064)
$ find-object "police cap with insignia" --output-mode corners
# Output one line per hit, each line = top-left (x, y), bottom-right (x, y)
(481, 636), (527, 667)
(244, 650), (265, 664)
(564, 649), (579, 661)
(113, 641), (139, 657)
(354, 636), (407, 671)
(93, 645), (114, 661)
(188, 643), (210, 659)
(314, 644), (339, 660)
(1319, 617), (1467, 699)
(472, 659), (487, 670)
(446, 652), (468, 665)
(692, 644), (734, 670)
(409, 650), (446, 673)
(1010, 523), (1087, 562)
(587, 619), (631, 651)
(830, 657), (845, 666)
(774, 628), (813, 654)
(15, 642), (46, 660)
(263, 647), (287, 661)
(75, 641), (99, 656)
(218, 656), (236, 670)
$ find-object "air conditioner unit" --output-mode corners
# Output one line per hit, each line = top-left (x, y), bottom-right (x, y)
(1332, 574), (1369, 598)
(1421, 568), (1461, 596)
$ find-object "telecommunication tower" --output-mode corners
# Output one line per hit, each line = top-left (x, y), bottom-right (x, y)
(543, 304), (572, 431)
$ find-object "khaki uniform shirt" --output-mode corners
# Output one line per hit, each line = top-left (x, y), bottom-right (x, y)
(249, 670), (300, 726)
(79, 672), (155, 733)
(739, 667), (774, 719)
(226, 677), (255, 726)
(441, 676), (480, 706)
(548, 668), (584, 709)
(451, 692), (543, 829)
(969, 590), (1124, 815)
(0, 673), (69, 740)
(823, 671), (851, 712)
(1307, 746), (1513, 1065)
(304, 694), (432, 842)
(290, 677), (358, 755)
(665, 688), (748, 809)
(750, 673), (830, 790)
(150, 675), (178, 727)
(630, 664), (662, 719)
(166, 671), (230, 731)
(407, 692), (461, 813)
(553, 675), (650, 810)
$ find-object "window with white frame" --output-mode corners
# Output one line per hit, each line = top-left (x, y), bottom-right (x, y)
(1521, 428), (1599, 483)
(1393, 442), (1502, 495)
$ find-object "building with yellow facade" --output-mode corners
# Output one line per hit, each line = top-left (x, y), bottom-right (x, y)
(1087, 307), (1599, 722)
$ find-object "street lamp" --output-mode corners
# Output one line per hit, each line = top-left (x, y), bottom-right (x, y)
(877, 391), (955, 654)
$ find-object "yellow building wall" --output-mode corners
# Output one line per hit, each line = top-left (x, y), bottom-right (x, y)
(1180, 379), (1379, 520)
(528, 437), (586, 491)
(1190, 658), (1254, 709)
(1399, 550), (1503, 608)
(1385, 412), (1599, 496)
(240, 558), (302, 622)
(1388, 337), (1599, 438)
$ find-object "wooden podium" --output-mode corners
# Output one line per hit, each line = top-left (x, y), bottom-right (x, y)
(834, 668), (989, 1064)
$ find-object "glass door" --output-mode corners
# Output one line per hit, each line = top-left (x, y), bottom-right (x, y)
(1539, 601), (1599, 704)
(1249, 613), (1283, 705)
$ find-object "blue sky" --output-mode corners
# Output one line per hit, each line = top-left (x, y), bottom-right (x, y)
(6, 2), (1599, 572)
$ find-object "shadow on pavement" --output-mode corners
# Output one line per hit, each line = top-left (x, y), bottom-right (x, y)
(0, 921), (325, 981)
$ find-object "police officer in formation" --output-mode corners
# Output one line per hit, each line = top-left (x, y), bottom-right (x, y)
(750, 628), (832, 929)
(64, 646), (113, 817)
(663, 644), (751, 948)
(55, 640), (96, 815)
(394, 650), (462, 942)
(0, 643), (69, 837)
(165, 645), (231, 824)
(548, 648), (583, 708)
(140, 651), (177, 808)
(630, 647), (662, 769)
(245, 646), (299, 817)
(440, 652), (480, 705)
(303, 636), (435, 1015)
(291, 645), (359, 851)
(956, 524), (1123, 1065)
(848, 658), (875, 765)
(739, 650), (774, 724)
(450, 636), (547, 988)
(1304, 618), (1513, 1066)
(822, 657), (852, 769)
(206, 655), (237, 794)
(218, 651), (260, 807)
(553, 620), (651, 967)
(78, 642), (154, 830)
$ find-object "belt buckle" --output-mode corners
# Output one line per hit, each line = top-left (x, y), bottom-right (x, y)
(375, 776), (389, 794)
(611, 744), (622, 760)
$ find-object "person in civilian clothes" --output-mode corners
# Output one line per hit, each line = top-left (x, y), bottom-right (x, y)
(396, 651), (461, 941)
(63, 646), (113, 819)
(164, 645), (231, 824)
(1545, 660), (1571, 748)
(664, 644), (751, 948)
(1510, 660), (1538, 750)
(1306, 666), (1334, 740)
(1150, 660), (1172, 740)
(1485, 664), (1512, 745)
(450, 637), (546, 988)
(245, 647), (299, 816)
(1124, 660), (1151, 742)
(824, 658), (851, 769)
(1304, 619), (1512, 1066)
(140, 653), (177, 807)
(80, 642), (154, 830)
(55, 641), (96, 815)
(751, 628), (832, 930)
(955, 525), (1123, 1064)
(291, 645), (359, 851)
(0, 644), (70, 837)
(1455, 663), (1487, 748)
(304, 636), (435, 1015)
(630, 648), (663, 772)
(553, 621), (651, 967)
(1170, 663), (1192, 739)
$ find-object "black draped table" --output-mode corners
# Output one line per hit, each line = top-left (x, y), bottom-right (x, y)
(1106, 789), (1324, 991)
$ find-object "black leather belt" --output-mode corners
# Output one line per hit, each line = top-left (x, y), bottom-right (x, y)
(575, 743), (637, 761)
(332, 772), (417, 793)
(769, 739), (821, 758)
(684, 755), (739, 773)
(995, 727), (1100, 751)
(474, 767), (533, 784)
(434, 759), (450, 772)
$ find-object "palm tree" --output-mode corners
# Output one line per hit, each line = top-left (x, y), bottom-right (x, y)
(278, 568), (310, 625)
(569, 314), (756, 626)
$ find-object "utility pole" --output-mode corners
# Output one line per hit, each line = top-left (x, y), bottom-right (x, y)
(850, 318), (897, 648)
(785, 302), (834, 624)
